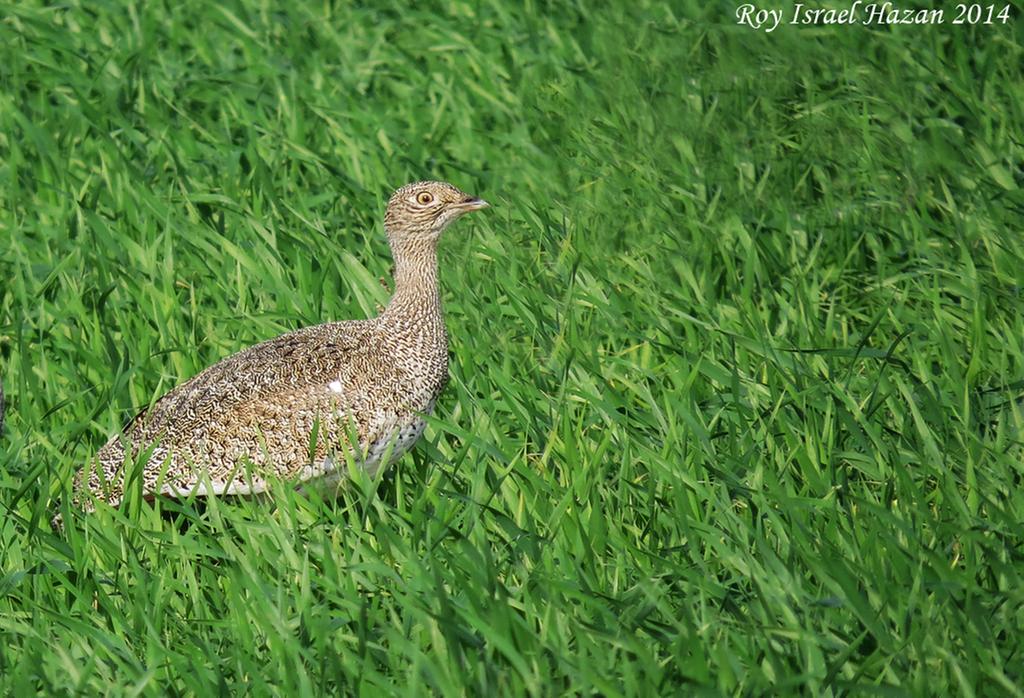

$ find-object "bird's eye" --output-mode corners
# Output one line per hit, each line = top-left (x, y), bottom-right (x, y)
(416, 192), (434, 205)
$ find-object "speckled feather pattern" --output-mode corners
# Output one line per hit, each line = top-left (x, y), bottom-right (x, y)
(70, 181), (486, 512)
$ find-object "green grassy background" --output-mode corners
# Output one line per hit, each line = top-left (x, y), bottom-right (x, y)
(1, 0), (1022, 694)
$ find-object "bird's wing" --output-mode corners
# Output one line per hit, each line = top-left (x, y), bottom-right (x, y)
(78, 319), (380, 505)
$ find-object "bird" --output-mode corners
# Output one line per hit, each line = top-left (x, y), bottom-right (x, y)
(66, 180), (488, 517)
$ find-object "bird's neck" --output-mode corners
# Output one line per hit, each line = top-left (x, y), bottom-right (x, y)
(383, 239), (443, 325)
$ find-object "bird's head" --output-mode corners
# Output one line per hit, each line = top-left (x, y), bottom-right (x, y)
(384, 181), (488, 245)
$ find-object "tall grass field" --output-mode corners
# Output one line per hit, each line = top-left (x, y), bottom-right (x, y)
(1, 1), (1022, 694)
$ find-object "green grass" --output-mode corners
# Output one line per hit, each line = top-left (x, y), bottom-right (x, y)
(1, 0), (1023, 694)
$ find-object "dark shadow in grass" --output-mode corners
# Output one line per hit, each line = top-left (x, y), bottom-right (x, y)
(155, 495), (215, 534)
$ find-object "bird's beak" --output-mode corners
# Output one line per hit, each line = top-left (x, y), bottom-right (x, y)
(457, 196), (489, 212)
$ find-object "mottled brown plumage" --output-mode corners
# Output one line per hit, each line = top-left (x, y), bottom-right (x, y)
(70, 181), (487, 513)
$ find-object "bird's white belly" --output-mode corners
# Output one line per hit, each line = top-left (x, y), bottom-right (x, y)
(365, 416), (429, 475)
(300, 413), (431, 490)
